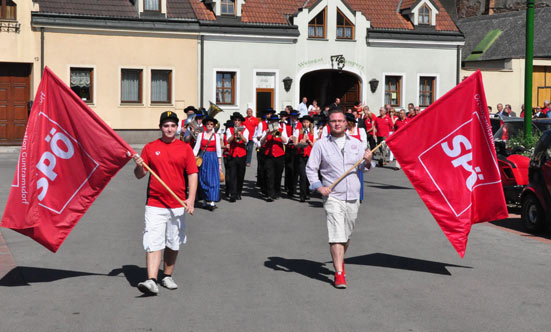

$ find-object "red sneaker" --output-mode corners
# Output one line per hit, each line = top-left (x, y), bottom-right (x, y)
(334, 272), (347, 289)
(342, 262), (346, 277)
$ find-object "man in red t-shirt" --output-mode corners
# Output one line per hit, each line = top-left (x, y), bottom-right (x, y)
(133, 111), (198, 295)
(243, 107), (259, 167)
(374, 107), (393, 166)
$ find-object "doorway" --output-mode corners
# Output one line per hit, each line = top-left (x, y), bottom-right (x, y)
(0, 63), (31, 145)
(299, 70), (361, 111)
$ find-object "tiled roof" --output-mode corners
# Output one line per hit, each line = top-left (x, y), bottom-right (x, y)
(241, 0), (303, 25)
(38, 0), (138, 18)
(400, 0), (418, 10)
(167, 0), (196, 19)
(188, 0), (216, 21)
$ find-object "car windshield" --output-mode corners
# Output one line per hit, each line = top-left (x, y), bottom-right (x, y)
(494, 120), (546, 141)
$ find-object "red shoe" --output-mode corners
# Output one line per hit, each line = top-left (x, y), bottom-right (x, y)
(342, 262), (346, 277)
(334, 272), (347, 289)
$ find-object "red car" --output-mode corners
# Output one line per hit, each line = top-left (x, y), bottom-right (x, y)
(520, 130), (551, 232)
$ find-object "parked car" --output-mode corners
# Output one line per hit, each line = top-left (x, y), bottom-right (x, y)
(520, 130), (551, 232)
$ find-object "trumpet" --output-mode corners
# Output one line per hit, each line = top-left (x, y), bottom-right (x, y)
(234, 126), (245, 142)
(268, 122), (281, 138)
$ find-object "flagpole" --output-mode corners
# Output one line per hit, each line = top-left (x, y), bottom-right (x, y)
(141, 163), (191, 215)
(328, 142), (384, 190)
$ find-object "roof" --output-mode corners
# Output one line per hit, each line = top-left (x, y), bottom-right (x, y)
(36, 0), (459, 32)
(458, 7), (551, 62)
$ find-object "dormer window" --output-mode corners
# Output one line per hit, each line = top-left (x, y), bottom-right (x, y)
(221, 0), (235, 16)
(1, 0), (16, 20)
(144, 0), (160, 12)
(418, 4), (431, 25)
(308, 9), (326, 39)
(336, 9), (354, 39)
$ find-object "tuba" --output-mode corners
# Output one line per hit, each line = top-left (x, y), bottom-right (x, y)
(187, 115), (203, 140)
(208, 101), (223, 132)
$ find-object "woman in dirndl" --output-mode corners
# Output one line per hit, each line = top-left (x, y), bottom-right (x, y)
(193, 117), (222, 210)
(345, 113), (368, 202)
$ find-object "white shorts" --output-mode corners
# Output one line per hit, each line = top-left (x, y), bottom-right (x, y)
(323, 196), (360, 243)
(143, 206), (187, 252)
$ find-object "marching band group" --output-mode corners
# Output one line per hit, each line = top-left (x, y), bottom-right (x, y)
(176, 103), (375, 210)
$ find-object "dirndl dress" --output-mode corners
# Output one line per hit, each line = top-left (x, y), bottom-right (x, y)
(199, 149), (220, 202)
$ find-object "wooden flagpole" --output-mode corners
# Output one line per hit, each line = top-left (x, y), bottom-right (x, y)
(328, 141), (384, 190)
(141, 162), (191, 215)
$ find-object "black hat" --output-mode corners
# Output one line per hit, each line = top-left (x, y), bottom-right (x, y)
(299, 115), (314, 123)
(345, 113), (357, 123)
(204, 116), (218, 126)
(268, 115), (280, 121)
(289, 110), (300, 117)
(159, 111), (179, 125)
(279, 111), (289, 117)
(184, 106), (198, 113)
(224, 120), (234, 128)
(264, 108), (275, 115)
(231, 112), (245, 121)
(194, 110), (205, 118)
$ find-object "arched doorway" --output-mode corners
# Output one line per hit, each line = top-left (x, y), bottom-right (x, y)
(299, 70), (361, 110)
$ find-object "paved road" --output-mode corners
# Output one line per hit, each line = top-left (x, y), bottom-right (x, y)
(1, 150), (550, 332)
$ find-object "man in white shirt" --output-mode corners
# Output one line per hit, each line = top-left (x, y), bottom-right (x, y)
(298, 97), (308, 118)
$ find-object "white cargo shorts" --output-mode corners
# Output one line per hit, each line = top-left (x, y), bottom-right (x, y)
(143, 206), (187, 252)
(323, 196), (360, 243)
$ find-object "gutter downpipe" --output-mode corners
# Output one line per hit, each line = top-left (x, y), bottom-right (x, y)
(41, 27), (44, 78)
(524, 0), (534, 139)
(456, 45), (461, 85)
(200, 35), (204, 109)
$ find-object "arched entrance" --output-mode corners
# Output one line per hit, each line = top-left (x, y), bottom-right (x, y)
(299, 70), (361, 110)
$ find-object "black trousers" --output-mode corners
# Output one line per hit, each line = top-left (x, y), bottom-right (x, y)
(367, 135), (376, 150)
(297, 155), (310, 199)
(284, 147), (298, 194)
(228, 155), (246, 197)
(265, 155), (285, 198)
(223, 155), (231, 196)
(256, 147), (266, 194)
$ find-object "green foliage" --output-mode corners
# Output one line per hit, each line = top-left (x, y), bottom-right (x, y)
(507, 132), (541, 157)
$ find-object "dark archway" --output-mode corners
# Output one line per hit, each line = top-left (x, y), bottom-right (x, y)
(299, 70), (361, 110)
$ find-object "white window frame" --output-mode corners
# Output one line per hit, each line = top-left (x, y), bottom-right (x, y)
(381, 72), (406, 109)
(252, 69), (279, 115)
(416, 73), (439, 108)
(412, 0), (438, 26)
(67, 64), (97, 106)
(213, 68), (240, 110)
(119, 66), (146, 106)
(149, 66), (175, 106)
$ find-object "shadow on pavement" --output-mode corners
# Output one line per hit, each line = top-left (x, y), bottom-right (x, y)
(264, 256), (333, 285)
(489, 215), (551, 240)
(0, 266), (104, 287)
(366, 181), (414, 190)
(108, 265), (160, 287)
(344, 253), (472, 276)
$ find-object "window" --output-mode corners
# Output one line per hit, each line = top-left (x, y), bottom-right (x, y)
(216, 72), (235, 105)
(151, 70), (172, 103)
(220, 0), (235, 15)
(70, 68), (93, 103)
(121, 69), (143, 103)
(384, 76), (402, 107)
(336, 9), (354, 39)
(144, 0), (160, 12)
(418, 4), (431, 25)
(1, 0), (16, 20)
(308, 9), (326, 39)
(419, 77), (435, 107)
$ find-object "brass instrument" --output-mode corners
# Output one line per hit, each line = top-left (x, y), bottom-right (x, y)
(207, 101), (224, 132)
(268, 122), (281, 138)
(188, 116), (203, 140)
(234, 126), (245, 142)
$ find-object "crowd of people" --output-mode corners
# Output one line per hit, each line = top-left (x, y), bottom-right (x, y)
(491, 101), (551, 118)
(175, 97), (428, 210)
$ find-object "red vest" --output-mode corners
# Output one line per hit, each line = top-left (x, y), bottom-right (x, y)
(298, 131), (314, 157)
(229, 127), (247, 158)
(265, 128), (285, 158)
(200, 134), (217, 152)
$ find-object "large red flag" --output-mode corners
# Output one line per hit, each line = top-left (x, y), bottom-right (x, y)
(1, 67), (135, 252)
(385, 71), (508, 257)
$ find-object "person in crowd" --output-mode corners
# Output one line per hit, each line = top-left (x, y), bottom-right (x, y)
(222, 120), (233, 199)
(541, 100), (550, 116)
(193, 117), (222, 211)
(243, 107), (259, 167)
(182, 110), (204, 147)
(133, 111), (198, 295)
(494, 103), (505, 117)
(346, 112), (368, 202)
(330, 98), (341, 110)
(260, 114), (288, 201)
(414, 106), (421, 116)
(374, 107), (393, 166)
(226, 112), (249, 202)
(504, 104), (516, 117)
(285, 110), (302, 198)
(393, 110), (409, 171)
(294, 115), (317, 202)
(308, 99), (320, 116)
(363, 106), (377, 149)
(407, 103), (414, 114)
(254, 109), (275, 196)
(298, 96), (309, 118)
(306, 108), (373, 289)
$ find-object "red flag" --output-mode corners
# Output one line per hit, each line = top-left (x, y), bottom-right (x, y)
(385, 71), (508, 257)
(1, 67), (135, 252)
